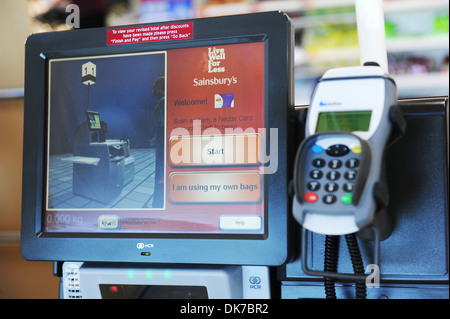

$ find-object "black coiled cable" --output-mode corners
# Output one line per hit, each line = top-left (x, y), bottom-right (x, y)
(345, 233), (367, 299)
(324, 235), (340, 299)
(323, 233), (367, 299)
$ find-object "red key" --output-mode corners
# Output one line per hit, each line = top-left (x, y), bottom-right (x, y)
(304, 192), (319, 203)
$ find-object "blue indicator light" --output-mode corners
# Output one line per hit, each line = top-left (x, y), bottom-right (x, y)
(312, 144), (324, 154)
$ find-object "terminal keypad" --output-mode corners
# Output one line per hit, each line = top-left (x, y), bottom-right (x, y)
(303, 141), (362, 206)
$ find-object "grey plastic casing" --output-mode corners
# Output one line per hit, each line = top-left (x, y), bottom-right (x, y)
(292, 66), (397, 235)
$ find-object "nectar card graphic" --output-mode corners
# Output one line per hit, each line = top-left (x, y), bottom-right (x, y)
(215, 93), (234, 108)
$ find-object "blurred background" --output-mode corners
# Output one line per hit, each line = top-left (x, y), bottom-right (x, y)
(0, 0), (448, 298)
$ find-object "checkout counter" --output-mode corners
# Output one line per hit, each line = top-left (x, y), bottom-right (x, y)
(62, 111), (135, 204)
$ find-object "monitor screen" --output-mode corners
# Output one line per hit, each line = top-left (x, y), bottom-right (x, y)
(86, 111), (101, 130)
(21, 12), (294, 265)
(47, 42), (264, 235)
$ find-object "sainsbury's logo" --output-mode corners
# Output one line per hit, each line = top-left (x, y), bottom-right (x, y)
(208, 47), (226, 73)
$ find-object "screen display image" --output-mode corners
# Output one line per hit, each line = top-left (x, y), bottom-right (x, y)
(46, 42), (265, 236)
(316, 111), (372, 133)
(86, 111), (102, 130)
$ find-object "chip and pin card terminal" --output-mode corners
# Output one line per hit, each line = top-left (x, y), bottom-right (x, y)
(291, 0), (407, 295)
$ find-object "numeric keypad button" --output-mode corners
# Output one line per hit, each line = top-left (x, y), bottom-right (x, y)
(343, 183), (354, 192)
(312, 158), (326, 168)
(344, 171), (357, 180)
(324, 183), (338, 192)
(346, 158), (360, 168)
(326, 171), (340, 181)
(310, 169), (323, 179)
(328, 159), (342, 169)
(307, 181), (321, 191)
(323, 194), (337, 204)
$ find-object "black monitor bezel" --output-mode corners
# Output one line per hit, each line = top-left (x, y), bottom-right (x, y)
(21, 12), (294, 265)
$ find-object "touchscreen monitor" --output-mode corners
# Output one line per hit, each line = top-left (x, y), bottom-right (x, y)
(21, 12), (294, 265)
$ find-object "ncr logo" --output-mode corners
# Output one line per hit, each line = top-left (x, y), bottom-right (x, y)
(249, 276), (262, 289)
(136, 243), (154, 249)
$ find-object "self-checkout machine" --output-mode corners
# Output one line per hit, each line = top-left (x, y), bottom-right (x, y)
(280, 0), (449, 299)
(21, 11), (294, 300)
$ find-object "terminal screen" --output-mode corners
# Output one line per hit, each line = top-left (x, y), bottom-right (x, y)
(45, 41), (266, 236)
(316, 111), (372, 133)
(86, 111), (101, 130)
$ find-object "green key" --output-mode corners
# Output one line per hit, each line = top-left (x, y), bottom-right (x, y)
(341, 193), (352, 205)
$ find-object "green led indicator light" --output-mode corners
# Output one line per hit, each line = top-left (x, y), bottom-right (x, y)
(164, 270), (171, 280)
(341, 193), (352, 205)
(145, 270), (152, 279)
(127, 269), (134, 279)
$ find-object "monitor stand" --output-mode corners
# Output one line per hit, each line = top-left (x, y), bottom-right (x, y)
(60, 262), (270, 299)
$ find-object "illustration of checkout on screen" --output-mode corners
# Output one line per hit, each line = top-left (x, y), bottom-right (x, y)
(47, 55), (167, 210)
(20, 0), (448, 301)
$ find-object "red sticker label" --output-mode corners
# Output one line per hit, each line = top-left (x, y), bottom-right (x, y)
(107, 22), (193, 45)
